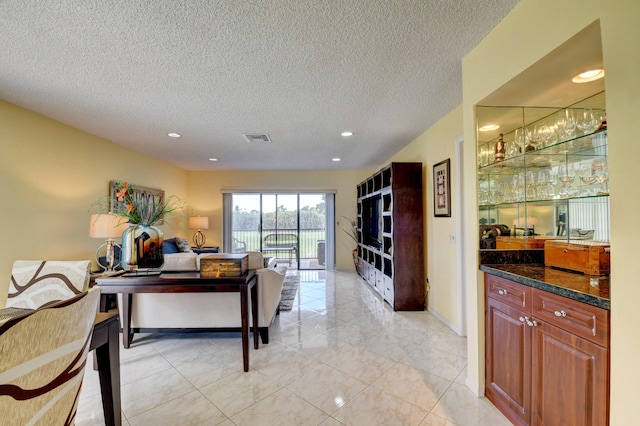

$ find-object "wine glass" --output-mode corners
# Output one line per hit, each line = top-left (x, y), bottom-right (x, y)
(505, 140), (517, 159)
(565, 110), (577, 137)
(512, 172), (525, 202)
(534, 124), (552, 148)
(592, 158), (609, 194)
(537, 168), (553, 199)
(555, 109), (576, 141)
(513, 128), (526, 153)
(557, 162), (576, 196)
(576, 109), (596, 134)
(525, 127), (539, 150)
(578, 162), (596, 196)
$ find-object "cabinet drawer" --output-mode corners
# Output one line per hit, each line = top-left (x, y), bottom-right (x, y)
(532, 288), (609, 348)
(485, 274), (531, 311)
(383, 275), (394, 305)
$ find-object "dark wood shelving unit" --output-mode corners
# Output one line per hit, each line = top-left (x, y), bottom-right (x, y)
(356, 162), (425, 310)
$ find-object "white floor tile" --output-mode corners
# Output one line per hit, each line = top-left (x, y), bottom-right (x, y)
(333, 386), (429, 426)
(430, 383), (512, 426)
(230, 387), (329, 426)
(77, 269), (508, 426)
(127, 390), (227, 426)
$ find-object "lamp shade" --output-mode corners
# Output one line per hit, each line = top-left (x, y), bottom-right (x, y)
(89, 214), (128, 239)
(189, 216), (209, 230)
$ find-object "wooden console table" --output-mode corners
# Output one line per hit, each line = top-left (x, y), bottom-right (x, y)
(96, 270), (258, 372)
(90, 312), (121, 426)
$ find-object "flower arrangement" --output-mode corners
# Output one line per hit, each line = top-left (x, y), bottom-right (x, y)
(92, 181), (185, 226)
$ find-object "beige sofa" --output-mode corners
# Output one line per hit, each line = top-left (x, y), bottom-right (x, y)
(123, 252), (287, 343)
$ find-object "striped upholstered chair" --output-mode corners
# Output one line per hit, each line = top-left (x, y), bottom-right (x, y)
(0, 288), (100, 425)
(6, 260), (91, 309)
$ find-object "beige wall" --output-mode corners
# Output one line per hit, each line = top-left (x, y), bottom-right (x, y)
(386, 106), (463, 331)
(187, 170), (368, 270)
(462, 0), (640, 421)
(0, 100), (188, 306)
(4, 2), (636, 417)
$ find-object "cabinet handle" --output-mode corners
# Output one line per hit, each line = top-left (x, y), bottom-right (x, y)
(554, 310), (567, 317)
(519, 316), (537, 327)
(498, 289), (508, 295)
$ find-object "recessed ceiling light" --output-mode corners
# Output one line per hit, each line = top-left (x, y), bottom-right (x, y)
(167, 132), (182, 138)
(479, 124), (500, 132)
(208, 158), (218, 162)
(341, 131), (354, 137)
(332, 158), (341, 162)
(572, 69), (605, 83)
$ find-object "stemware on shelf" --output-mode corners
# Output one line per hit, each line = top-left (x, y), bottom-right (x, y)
(514, 127), (527, 154)
(557, 162), (577, 197)
(525, 127), (539, 150)
(537, 167), (554, 200)
(525, 171), (537, 200)
(533, 124), (552, 148)
(578, 162), (597, 196)
(592, 157), (609, 194)
(576, 108), (597, 134)
(505, 140), (517, 159)
(555, 109), (576, 141)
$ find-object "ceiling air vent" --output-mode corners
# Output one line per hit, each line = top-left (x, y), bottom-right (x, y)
(242, 133), (272, 143)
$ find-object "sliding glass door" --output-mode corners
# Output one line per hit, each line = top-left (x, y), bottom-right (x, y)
(223, 191), (334, 270)
(298, 194), (327, 270)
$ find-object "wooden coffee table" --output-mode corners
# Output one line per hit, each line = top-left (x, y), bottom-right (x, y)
(96, 270), (258, 372)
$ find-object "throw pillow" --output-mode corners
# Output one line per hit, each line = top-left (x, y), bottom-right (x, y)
(163, 238), (180, 254)
(175, 237), (192, 252)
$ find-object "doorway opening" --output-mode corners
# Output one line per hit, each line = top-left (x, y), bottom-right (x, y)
(222, 192), (334, 270)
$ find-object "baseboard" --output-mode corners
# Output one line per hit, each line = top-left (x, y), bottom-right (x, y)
(427, 306), (464, 336)
(466, 376), (485, 397)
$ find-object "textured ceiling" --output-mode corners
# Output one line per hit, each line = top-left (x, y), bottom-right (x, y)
(0, 0), (521, 170)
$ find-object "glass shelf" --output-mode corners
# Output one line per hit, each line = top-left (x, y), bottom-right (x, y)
(478, 193), (609, 208)
(479, 129), (607, 171)
(476, 92), (609, 248)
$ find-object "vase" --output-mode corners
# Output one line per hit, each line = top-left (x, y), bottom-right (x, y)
(121, 225), (164, 270)
(352, 248), (358, 272)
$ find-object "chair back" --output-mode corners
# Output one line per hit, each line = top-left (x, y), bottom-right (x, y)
(0, 288), (100, 425)
(7, 260), (91, 309)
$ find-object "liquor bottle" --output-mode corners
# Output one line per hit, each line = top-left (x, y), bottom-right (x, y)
(494, 133), (505, 163)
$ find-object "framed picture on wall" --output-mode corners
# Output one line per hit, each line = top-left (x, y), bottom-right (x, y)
(433, 159), (451, 217)
(109, 181), (165, 220)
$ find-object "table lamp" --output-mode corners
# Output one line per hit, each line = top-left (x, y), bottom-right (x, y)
(89, 213), (129, 272)
(189, 216), (209, 248)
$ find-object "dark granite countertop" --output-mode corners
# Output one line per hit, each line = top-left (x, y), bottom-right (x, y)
(480, 264), (610, 310)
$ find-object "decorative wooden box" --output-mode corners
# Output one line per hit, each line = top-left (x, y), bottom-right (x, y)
(496, 236), (555, 249)
(200, 254), (248, 277)
(544, 240), (610, 276)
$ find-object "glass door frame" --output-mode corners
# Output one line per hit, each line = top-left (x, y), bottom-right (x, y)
(222, 190), (335, 270)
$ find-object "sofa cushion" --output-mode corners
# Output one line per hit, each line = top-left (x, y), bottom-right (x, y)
(245, 252), (264, 270)
(162, 252), (198, 271)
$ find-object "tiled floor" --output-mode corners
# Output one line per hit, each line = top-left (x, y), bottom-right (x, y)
(77, 270), (510, 425)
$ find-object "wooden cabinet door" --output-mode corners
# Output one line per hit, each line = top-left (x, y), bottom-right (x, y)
(486, 297), (531, 426)
(531, 319), (609, 426)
